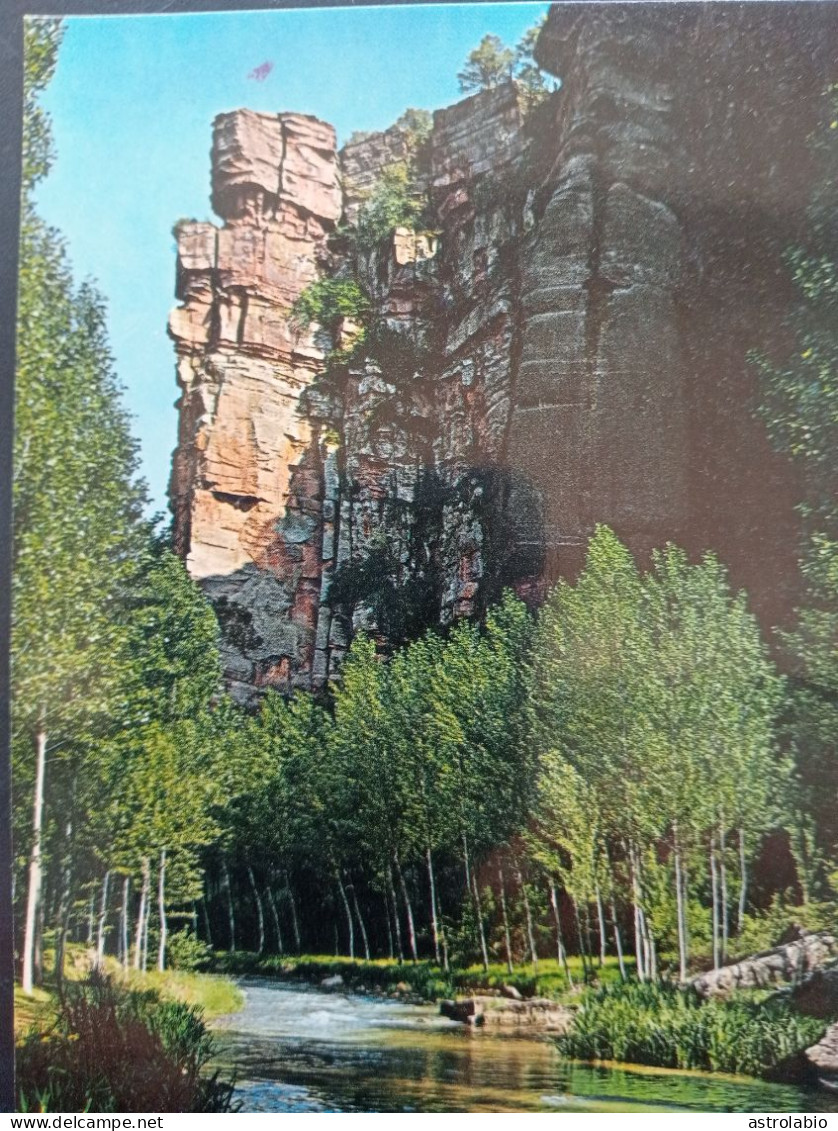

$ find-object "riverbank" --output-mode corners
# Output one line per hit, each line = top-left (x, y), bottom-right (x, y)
(15, 968), (242, 1040)
(211, 951), (629, 1003)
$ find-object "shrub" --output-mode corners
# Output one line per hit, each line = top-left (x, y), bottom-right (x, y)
(166, 928), (213, 972)
(16, 974), (235, 1112)
(291, 278), (370, 337)
(355, 163), (428, 252)
(558, 980), (828, 1079)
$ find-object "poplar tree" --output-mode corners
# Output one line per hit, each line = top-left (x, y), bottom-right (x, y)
(14, 18), (148, 990)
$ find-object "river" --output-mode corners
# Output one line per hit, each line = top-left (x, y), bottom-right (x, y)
(213, 978), (838, 1113)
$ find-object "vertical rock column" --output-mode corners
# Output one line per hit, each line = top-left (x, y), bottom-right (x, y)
(510, 7), (687, 578)
(169, 110), (342, 698)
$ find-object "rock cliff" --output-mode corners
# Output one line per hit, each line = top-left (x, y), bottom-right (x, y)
(169, 3), (835, 699)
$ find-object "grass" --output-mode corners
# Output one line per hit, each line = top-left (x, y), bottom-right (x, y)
(16, 974), (237, 1113)
(123, 969), (243, 1020)
(212, 951), (631, 1002)
(557, 980), (829, 1080)
(15, 948), (243, 1053)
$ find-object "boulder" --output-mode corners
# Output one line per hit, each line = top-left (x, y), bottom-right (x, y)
(805, 1023), (838, 1089)
(320, 974), (344, 988)
(691, 932), (838, 998)
(440, 995), (572, 1032)
(501, 984), (524, 1001)
(790, 964), (838, 1019)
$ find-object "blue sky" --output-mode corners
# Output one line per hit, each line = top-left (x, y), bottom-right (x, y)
(33, 3), (550, 515)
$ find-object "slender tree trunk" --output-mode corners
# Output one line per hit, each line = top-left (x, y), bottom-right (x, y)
(644, 914), (658, 981)
(610, 899), (626, 980)
(348, 879), (370, 961)
(463, 833), (489, 971)
(134, 857), (150, 970)
(95, 870), (111, 969)
(266, 887), (283, 955)
(284, 872), (301, 954)
(22, 721), (47, 994)
(673, 827), (688, 982)
(595, 884), (607, 966)
(738, 828), (748, 933)
(387, 863), (404, 963)
(142, 879), (151, 973)
(200, 896), (213, 948)
(247, 864), (265, 955)
(549, 883), (573, 987)
(719, 825), (729, 963)
(573, 899), (589, 979)
(336, 872), (355, 958)
(426, 847), (441, 965)
(383, 893), (394, 960)
(395, 855), (418, 962)
(498, 862), (514, 974)
(514, 856), (538, 972)
(87, 892), (95, 946)
(629, 846), (646, 982)
(120, 876), (130, 970)
(54, 819), (74, 986)
(222, 857), (236, 952)
(157, 849), (168, 972)
(710, 835), (720, 970)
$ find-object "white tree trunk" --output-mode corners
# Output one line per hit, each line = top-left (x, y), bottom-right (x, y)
(157, 849), (167, 972)
(133, 857), (150, 970)
(22, 722), (47, 994)
(95, 870), (111, 969)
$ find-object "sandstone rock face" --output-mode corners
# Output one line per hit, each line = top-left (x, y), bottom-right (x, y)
(169, 6), (833, 698)
(169, 111), (341, 696)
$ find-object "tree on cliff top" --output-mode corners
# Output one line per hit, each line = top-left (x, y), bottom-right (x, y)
(457, 19), (553, 107)
(457, 34), (515, 93)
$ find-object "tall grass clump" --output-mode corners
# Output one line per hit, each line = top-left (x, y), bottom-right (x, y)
(16, 974), (236, 1112)
(558, 981), (828, 1079)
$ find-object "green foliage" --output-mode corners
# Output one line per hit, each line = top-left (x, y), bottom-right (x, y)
(165, 929), (213, 972)
(457, 34), (515, 93)
(291, 277), (370, 337)
(22, 18), (63, 193)
(559, 981), (827, 1078)
(16, 976), (235, 1112)
(457, 20), (554, 108)
(394, 108), (433, 149)
(355, 162), (428, 252)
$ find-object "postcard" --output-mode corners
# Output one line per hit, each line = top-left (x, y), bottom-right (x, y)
(7, 0), (838, 1116)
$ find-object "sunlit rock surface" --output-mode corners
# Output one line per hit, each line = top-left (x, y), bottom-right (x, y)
(169, 4), (834, 699)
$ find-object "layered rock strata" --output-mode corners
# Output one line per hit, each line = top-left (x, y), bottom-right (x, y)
(169, 4), (835, 698)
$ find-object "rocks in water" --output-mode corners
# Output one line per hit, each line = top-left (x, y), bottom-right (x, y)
(440, 996), (572, 1032)
(320, 974), (344, 988)
(692, 932), (838, 998)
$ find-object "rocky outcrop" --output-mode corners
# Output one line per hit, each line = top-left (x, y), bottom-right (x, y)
(790, 965), (838, 1020)
(440, 995), (573, 1032)
(805, 1023), (838, 1088)
(169, 4), (834, 698)
(691, 933), (838, 999)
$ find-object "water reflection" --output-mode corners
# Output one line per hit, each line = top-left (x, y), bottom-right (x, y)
(214, 978), (838, 1114)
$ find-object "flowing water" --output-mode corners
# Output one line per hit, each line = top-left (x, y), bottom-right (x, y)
(214, 978), (838, 1114)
